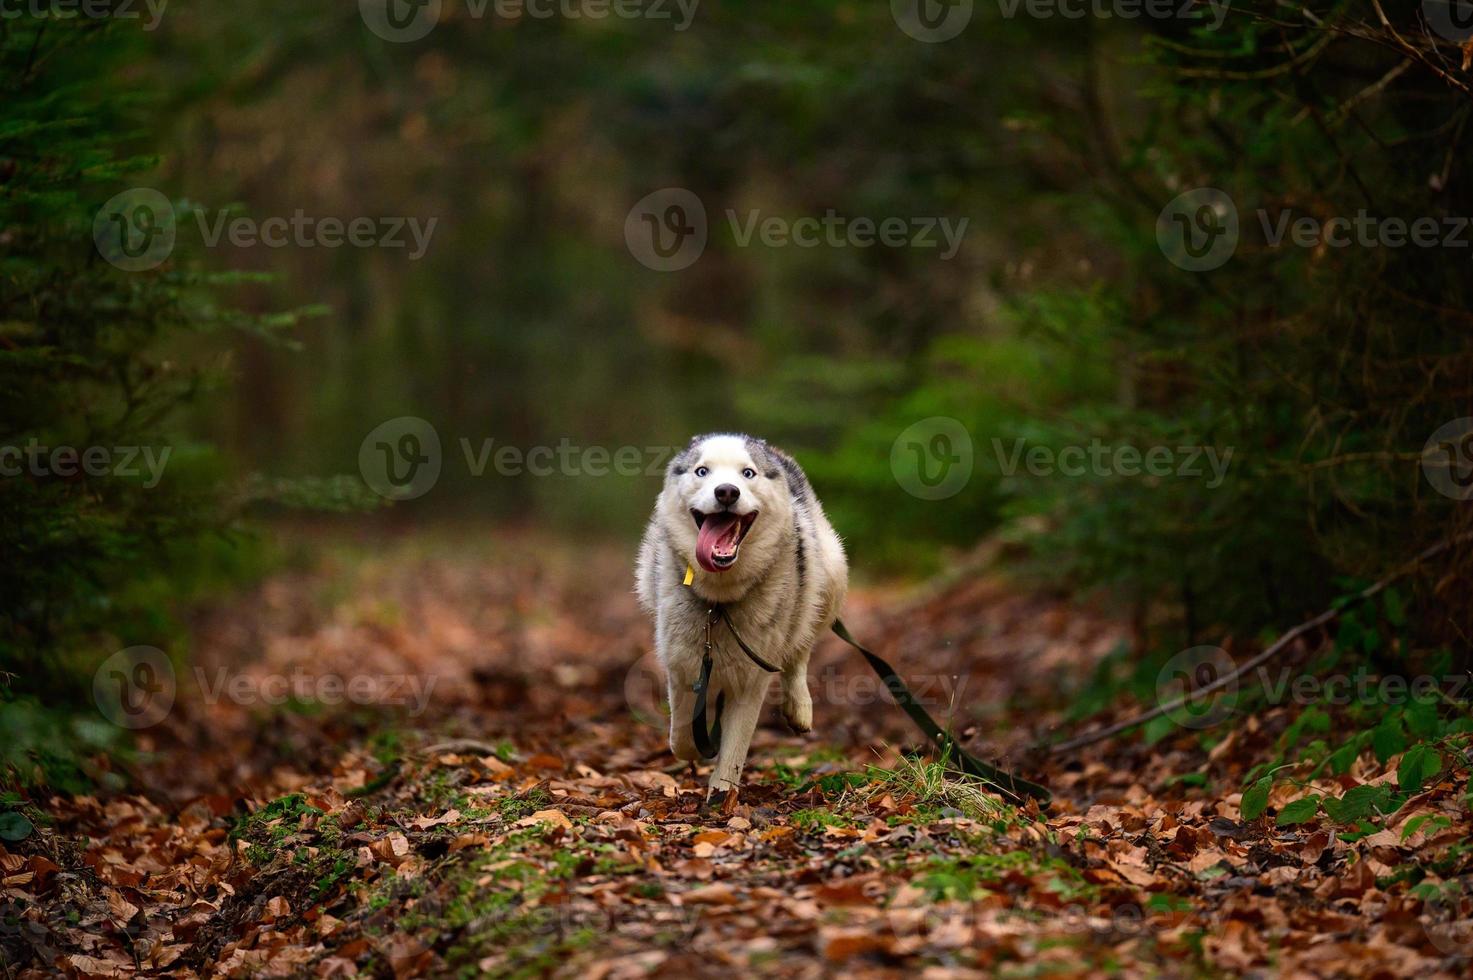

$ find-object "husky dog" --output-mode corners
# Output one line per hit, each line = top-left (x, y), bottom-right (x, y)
(636, 434), (849, 799)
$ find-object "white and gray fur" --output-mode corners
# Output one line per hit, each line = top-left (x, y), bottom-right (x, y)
(635, 433), (849, 796)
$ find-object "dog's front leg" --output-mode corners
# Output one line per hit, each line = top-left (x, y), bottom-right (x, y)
(666, 661), (701, 763)
(781, 645), (814, 734)
(708, 674), (770, 799)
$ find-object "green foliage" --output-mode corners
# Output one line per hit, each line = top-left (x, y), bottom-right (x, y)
(788, 807), (858, 832)
(1240, 777), (1271, 822)
(1322, 784), (1394, 825)
(1275, 796), (1320, 827)
(1, 692), (131, 791)
(0, 810), (34, 842)
(866, 753), (1017, 824)
(1398, 744), (1443, 794)
(119, 5), (1469, 654)
(0, 18), (338, 758)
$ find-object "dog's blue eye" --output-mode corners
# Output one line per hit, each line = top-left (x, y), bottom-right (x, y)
(695, 466), (709, 477)
(742, 468), (756, 479)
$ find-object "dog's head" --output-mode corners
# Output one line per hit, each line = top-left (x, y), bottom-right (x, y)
(658, 434), (796, 580)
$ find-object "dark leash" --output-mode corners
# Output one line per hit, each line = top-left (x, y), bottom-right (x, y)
(687, 581), (1051, 807)
(691, 605), (779, 759)
(829, 618), (1051, 807)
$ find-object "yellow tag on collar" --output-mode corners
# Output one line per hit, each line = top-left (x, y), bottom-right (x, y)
(683, 564), (695, 586)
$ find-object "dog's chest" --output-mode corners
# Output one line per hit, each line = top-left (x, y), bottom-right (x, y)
(660, 580), (806, 674)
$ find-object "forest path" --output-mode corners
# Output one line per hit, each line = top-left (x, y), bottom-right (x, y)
(9, 528), (1469, 978)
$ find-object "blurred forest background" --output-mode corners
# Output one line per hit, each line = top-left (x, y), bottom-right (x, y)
(3, 1), (1471, 775)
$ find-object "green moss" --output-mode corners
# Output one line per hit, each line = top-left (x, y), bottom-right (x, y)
(790, 807), (861, 832)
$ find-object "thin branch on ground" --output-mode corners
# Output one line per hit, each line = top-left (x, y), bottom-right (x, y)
(1047, 531), (1473, 755)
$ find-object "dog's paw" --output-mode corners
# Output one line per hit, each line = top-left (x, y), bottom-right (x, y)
(701, 786), (741, 817)
(781, 690), (813, 734)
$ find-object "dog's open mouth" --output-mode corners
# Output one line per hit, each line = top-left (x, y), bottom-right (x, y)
(691, 509), (758, 573)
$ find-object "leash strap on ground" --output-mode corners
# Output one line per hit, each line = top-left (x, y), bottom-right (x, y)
(684, 592), (1048, 806)
(830, 618), (1052, 807)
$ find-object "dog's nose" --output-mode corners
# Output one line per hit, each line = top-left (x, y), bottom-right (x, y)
(714, 483), (740, 507)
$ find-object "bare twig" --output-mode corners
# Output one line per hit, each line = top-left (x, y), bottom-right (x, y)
(1047, 531), (1473, 755)
(418, 739), (507, 757)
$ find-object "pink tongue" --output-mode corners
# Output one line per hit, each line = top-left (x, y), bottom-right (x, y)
(695, 513), (742, 573)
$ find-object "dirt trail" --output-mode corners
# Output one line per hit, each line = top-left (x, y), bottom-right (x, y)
(5, 530), (1470, 978)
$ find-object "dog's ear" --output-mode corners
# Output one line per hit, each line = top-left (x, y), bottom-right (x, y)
(742, 436), (780, 481)
(747, 437), (809, 501)
(669, 436), (703, 477)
